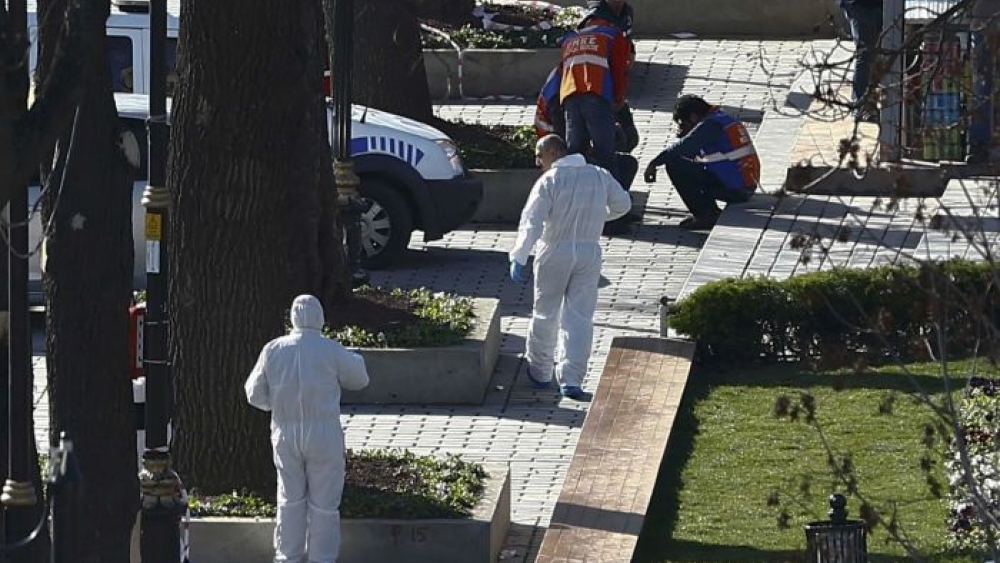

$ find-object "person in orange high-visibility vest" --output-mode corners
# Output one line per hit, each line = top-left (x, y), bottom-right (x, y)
(644, 95), (760, 230)
(534, 66), (564, 139)
(558, 19), (630, 182)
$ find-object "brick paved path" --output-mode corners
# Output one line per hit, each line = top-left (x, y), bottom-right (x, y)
(30, 39), (818, 563)
(352, 39), (814, 563)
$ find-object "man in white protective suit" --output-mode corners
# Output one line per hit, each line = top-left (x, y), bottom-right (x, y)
(509, 134), (631, 400)
(245, 294), (370, 563)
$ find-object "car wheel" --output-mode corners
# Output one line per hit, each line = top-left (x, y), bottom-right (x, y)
(355, 179), (413, 269)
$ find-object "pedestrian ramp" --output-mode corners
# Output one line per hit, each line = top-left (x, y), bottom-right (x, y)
(534, 337), (694, 563)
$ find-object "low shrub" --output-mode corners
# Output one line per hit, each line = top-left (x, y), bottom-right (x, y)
(946, 377), (1000, 555)
(423, 24), (571, 49)
(435, 120), (536, 170)
(326, 286), (475, 348)
(189, 449), (487, 520)
(669, 260), (999, 367)
(422, 2), (584, 50)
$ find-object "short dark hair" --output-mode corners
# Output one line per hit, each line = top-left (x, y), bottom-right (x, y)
(673, 95), (711, 123)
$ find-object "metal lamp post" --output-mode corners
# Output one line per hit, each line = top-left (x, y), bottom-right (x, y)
(139, 0), (184, 562)
(3, 125), (38, 546)
(804, 494), (868, 563)
(327, 0), (370, 288)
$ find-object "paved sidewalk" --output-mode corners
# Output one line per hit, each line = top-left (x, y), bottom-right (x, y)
(29, 38), (820, 563)
(353, 39), (815, 563)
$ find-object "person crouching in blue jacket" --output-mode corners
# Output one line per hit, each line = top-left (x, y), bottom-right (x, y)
(644, 95), (760, 230)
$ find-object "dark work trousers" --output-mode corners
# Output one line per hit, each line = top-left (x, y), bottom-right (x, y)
(589, 153), (638, 190)
(564, 93), (619, 181)
(841, 1), (883, 106)
(605, 153), (639, 227)
(661, 152), (753, 216)
(969, 21), (997, 159)
(616, 153), (639, 191)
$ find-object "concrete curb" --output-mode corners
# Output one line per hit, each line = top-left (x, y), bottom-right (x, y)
(342, 297), (502, 405)
(169, 464), (511, 563)
(424, 49), (560, 100)
(469, 169), (539, 223)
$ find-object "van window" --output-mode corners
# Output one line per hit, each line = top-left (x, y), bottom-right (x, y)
(107, 36), (178, 94)
(108, 35), (134, 92)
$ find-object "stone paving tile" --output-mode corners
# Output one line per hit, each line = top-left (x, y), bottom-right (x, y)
(682, 54), (998, 301)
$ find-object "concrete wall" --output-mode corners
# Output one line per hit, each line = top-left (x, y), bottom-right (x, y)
(341, 298), (501, 405)
(424, 49), (561, 99)
(546, 0), (841, 38)
(131, 465), (512, 563)
(469, 169), (540, 223)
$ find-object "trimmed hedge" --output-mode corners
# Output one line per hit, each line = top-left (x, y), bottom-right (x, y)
(670, 260), (999, 366)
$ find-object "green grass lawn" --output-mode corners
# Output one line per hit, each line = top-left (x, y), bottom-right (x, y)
(632, 360), (998, 563)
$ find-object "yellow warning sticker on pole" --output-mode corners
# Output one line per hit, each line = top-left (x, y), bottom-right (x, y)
(145, 214), (162, 240)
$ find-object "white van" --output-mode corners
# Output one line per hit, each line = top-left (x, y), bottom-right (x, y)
(27, 0), (181, 96)
(26, 0), (483, 305)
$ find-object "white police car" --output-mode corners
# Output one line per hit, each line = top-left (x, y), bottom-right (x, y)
(28, 94), (482, 304)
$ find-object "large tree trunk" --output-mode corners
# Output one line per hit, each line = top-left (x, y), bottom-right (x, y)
(351, 0), (435, 123)
(37, 0), (140, 560)
(170, 0), (340, 495)
(0, 0), (97, 210)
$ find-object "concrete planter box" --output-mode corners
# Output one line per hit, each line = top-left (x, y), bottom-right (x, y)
(341, 297), (501, 405)
(470, 168), (539, 223)
(542, 0), (837, 37)
(132, 465), (511, 563)
(784, 163), (949, 197)
(424, 48), (560, 99)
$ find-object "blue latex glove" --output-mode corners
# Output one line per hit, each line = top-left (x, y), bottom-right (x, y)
(510, 261), (526, 283)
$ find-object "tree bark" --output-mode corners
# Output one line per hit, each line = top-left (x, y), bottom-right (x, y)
(351, 0), (434, 123)
(37, 0), (140, 560)
(0, 0), (98, 210)
(170, 0), (341, 495)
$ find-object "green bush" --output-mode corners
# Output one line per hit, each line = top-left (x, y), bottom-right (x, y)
(423, 24), (572, 50)
(670, 260), (999, 367)
(438, 120), (537, 170)
(421, 3), (584, 50)
(327, 286), (475, 348)
(189, 450), (487, 520)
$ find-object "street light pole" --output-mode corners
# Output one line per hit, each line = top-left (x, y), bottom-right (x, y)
(326, 0), (370, 287)
(139, 1), (184, 562)
(2, 144), (38, 541)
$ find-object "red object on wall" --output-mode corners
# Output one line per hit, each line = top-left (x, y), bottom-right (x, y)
(129, 303), (146, 379)
(323, 70), (334, 97)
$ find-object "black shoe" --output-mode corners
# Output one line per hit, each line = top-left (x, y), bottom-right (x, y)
(856, 109), (879, 123)
(622, 211), (642, 223)
(603, 221), (631, 236)
(678, 213), (718, 230)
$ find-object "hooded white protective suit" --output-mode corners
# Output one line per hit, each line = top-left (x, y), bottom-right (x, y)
(245, 295), (369, 563)
(510, 153), (631, 387)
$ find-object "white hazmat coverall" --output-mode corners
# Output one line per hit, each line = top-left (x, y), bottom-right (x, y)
(245, 295), (369, 563)
(510, 154), (631, 387)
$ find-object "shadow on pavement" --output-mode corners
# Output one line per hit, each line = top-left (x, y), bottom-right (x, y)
(625, 62), (689, 113)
